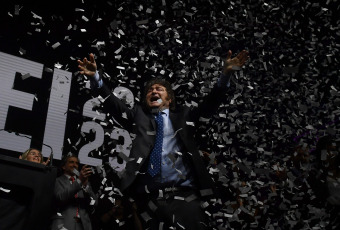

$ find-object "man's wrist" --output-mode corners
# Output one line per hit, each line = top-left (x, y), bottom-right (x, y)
(90, 71), (103, 89)
(217, 73), (231, 88)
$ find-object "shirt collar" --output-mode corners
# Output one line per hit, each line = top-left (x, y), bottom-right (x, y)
(64, 174), (76, 179)
(162, 108), (169, 116)
(150, 107), (169, 116)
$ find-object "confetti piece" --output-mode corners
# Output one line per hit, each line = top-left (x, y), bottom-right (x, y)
(140, 212), (152, 222)
(72, 168), (79, 177)
(0, 187), (11, 193)
(52, 42), (61, 49)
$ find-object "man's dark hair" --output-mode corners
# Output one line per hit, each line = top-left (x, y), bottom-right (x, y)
(60, 153), (79, 167)
(143, 78), (176, 111)
(313, 135), (334, 169)
(315, 135), (333, 151)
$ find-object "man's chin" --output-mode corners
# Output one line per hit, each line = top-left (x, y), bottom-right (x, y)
(148, 103), (161, 108)
(147, 103), (169, 112)
(66, 172), (75, 177)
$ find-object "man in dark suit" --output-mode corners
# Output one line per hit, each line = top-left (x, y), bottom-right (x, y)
(51, 154), (96, 230)
(78, 50), (249, 229)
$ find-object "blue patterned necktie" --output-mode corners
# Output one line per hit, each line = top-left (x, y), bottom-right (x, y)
(148, 112), (164, 177)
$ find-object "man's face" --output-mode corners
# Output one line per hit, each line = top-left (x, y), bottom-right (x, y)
(146, 84), (172, 109)
(26, 149), (42, 163)
(62, 157), (79, 176)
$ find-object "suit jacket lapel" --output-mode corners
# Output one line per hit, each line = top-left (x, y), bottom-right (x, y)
(61, 174), (84, 198)
(149, 113), (156, 131)
(169, 111), (184, 138)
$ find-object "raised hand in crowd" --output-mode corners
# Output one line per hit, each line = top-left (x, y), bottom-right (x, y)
(223, 49), (249, 74)
(77, 53), (97, 77)
(79, 164), (93, 187)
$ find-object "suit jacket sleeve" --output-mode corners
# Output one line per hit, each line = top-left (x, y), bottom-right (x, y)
(191, 84), (228, 121)
(96, 83), (137, 132)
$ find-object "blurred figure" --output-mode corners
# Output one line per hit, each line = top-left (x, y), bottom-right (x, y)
(19, 148), (50, 165)
(313, 135), (337, 170)
(309, 135), (336, 202)
(51, 154), (97, 230)
(288, 144), (311, 187)
(291, 144), (310, 170)
(310, 135), (340, 228)
(90, 163), (142, 230)
(327, 154), (340, 205)
(93, 198), (142, 230)
(326, 152), (340, 229)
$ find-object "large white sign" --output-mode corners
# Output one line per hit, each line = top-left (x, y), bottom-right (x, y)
(0, 52), (131, 170)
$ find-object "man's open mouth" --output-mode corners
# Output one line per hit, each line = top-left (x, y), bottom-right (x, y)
(151, 96), (160, 102)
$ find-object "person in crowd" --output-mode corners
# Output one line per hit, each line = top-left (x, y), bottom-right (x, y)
(90, 163), (143, 230)
(92, 197), (142, 230)
(19, 148), (50, 165)
(311, 135), (340, 228)
(77, 50), (249, 229)
(309, 135), (337, 206)
(51, 154), (97, 230)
